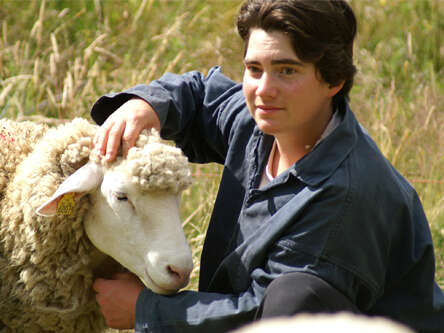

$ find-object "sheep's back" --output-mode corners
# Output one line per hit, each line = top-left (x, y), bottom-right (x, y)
(0, 119), (48, 199)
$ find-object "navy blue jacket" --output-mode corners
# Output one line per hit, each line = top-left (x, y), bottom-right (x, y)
(91, 67), (444, 333)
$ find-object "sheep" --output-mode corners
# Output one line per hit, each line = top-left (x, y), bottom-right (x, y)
(231, 312), (414, 333)
(0, 117), (193, 332)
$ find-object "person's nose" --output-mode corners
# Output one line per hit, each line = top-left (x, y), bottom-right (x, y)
(256, 72), (277, 98)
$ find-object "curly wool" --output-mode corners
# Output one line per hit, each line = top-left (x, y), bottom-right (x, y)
(0, 119), (47, 198)
(0, 118), (103, 332)
(231, 313), (414, 333)
(89, 128), (192, 194)
(116, 138), (192, 194)
(0, 118), (192, 332)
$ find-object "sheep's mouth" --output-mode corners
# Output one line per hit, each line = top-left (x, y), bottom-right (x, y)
(143, 268), (177, 295)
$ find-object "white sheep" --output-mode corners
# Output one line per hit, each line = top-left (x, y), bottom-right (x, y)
(231, 312), (414, 333)
(0, 118), (193, 332)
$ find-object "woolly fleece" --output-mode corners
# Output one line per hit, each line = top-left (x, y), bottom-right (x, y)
(0, 118), (191, 332)
(231, 312), (414, 333)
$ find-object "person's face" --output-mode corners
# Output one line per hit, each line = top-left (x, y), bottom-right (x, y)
(242, 29), (342, 139)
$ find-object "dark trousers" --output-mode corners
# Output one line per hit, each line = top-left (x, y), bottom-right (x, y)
(255, 272), (360, 319)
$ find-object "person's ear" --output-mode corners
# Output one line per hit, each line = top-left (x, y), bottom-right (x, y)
(327, 81), (345, 98)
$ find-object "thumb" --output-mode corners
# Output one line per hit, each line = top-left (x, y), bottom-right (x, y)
(93, 278), (108, 292)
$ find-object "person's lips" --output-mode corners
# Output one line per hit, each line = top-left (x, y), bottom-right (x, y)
(255, 105), (284, 115)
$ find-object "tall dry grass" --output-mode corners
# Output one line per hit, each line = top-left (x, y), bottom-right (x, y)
(1, 2), (443, 331)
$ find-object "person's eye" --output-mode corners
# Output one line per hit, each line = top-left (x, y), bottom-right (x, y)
(279, 67), (297, 76)
(246, 65), (263, 76)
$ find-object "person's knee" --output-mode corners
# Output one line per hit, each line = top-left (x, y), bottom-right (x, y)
(260, 272), (326, 317)
(257, 272), (358, 319)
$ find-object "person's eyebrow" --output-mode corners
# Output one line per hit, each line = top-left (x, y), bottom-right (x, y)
(271, 58), (304, 66)
(243, 58), (304, 66)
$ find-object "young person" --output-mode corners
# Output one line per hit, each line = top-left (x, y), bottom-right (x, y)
(91, 1), (444, 332)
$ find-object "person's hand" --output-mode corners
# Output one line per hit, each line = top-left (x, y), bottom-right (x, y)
(94, 98), (161, 162)
(93, 272), (145, 329)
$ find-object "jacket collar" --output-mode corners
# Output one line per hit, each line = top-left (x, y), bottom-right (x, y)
(292, 99), (359, 187)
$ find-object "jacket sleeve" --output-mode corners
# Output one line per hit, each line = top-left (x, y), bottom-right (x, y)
(134, 285), (263, 333)
(90, 66), (245, 164)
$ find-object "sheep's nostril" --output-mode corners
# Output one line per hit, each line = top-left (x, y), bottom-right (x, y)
(167, 264), (190, 287)
(167, 265), (180, 278)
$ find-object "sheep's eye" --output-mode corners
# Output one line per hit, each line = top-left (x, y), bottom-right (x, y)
(114, 192), (128, 201)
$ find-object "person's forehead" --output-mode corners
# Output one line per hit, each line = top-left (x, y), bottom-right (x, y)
(245, 29), (300, 62)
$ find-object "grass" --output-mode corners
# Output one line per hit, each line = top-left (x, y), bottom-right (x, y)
(1, 0), (443, 321)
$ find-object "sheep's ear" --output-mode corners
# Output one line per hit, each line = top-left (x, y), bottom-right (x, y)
(36, 162), (103, 217)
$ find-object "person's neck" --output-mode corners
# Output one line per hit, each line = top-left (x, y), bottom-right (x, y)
(270, 107), (333, 177)
(270, 140), (308, 177)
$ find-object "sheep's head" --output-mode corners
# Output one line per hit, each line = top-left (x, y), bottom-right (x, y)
(37, 130), (193, 295)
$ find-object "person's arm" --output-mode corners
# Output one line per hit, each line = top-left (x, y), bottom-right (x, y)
(92, 270), (262, 332)
(134, 283), (263, 333)
(91, 66), (244, 163)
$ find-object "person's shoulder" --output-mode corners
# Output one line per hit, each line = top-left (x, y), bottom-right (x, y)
(332, 123), (419, 221)
(204, 66), (241, 93)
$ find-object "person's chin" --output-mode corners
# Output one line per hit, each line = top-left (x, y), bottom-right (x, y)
(255, 121), (279, 136)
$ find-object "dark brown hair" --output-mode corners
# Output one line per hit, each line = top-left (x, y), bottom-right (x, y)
(237, 0), (357, 102)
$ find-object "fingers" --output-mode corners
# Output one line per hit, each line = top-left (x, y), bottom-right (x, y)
(93, 98), (160, 161)
(92, 276), (141, 329)
(94, 119), (125, 162)
(105, 120), (126, 161)
(121, 121), (142, 158)
(94, 118), (134, 161)
(94, 121), (112, 157)
(93, 277), (107, 293)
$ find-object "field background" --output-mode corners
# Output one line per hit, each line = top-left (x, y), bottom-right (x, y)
(0, 0), (443, 330)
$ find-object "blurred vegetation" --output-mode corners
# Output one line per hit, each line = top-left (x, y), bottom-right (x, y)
(0, 0), (443, 304)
